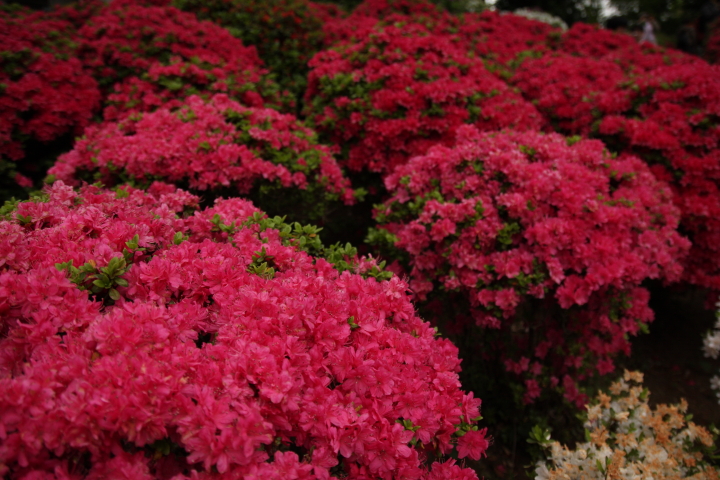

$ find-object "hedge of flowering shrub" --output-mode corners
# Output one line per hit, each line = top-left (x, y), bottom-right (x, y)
(41, 0), (104, 29)
(321, 0), (458, 46)
(0, 180), (488, 479)
(557, 23), (637, 59)
(174, 0), (332, 104)
(305, 20), (544, 176)
(371, 126), (690, 404)
(351, 0), (444, 17)
(0, 11), (100, 192)
(533, 371), (720, 480)
(508, 37), (720, 293)
(77, 4), (288, 119)
(49, 94), (355, 222)
(597, 62), (720, 292)
(511, 53), (629, 136)
(556, 22), (697, 74)
(453, 11), (557, 75)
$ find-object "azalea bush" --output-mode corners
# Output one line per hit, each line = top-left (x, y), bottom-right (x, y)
(5, 1), (720, 477)
(305, 19), (544, 176)
(597, 62), (720, 293)
(509, 36), (720, 294)
(0, 180), (488, 479)
(453, 11), (557, 76)
(174, 0), (333, 105)
(511, 53), (628, 136)
(556, 22), (697, 74)
(49, 94), (355, 223)
(371, 126), (689, 404)
(77, 4), (288, 119)
(0, 10), (100, 194)
(533, 371), (719, 480)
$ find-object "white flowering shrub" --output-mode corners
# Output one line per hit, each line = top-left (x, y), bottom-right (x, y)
(533, 371), (719, 480)
(511, 8), (568, 30)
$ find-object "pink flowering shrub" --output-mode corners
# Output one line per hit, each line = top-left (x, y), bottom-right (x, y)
(557, 22), (697, 74)
(49, 94), (355, 222)
(596, 62), (720, 292)
(174, 0), (336, 104)
(0, 181), (487, 479)
(351, 0), (445, 17)
(78, 4), (288, 119)
(511, 53), (629, 136)
(558, 23), (637, 59)
(454, 11), (558, 74)
(371, 126), (689, 405)
(508, 41), (720, 293)
(0, 11), (100, 192)
(305, 20), (544, 176)
(42, 0), (105, 29)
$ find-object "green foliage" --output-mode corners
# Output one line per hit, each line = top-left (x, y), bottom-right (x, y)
(54, 234), (144, 303)
(237, 211), (393, 280)
(174, 0), (327, 109)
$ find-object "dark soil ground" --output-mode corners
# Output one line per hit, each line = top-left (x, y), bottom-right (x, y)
(628, 285), (720, 427)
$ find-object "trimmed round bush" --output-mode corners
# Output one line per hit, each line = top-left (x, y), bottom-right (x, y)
(596, 62), (720, 293)
(511, 53), (629, 136)
(372, 126), (689, 404)
(174, 0), (333, 103)
(0, 181), (487, 479)
(49, 94), (356, 222)
(454, 10), (558, 73)
(305, 21), (544, 176)
(77, 4), (288, 119)
(0, 11), (100, 190)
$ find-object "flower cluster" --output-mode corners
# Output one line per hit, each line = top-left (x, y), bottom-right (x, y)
(0, 10), (100, 189)
(305, 20), (544, 176)
(78, 4), (287, 119)
(596, 62), (720, 292)
(558, 23), (637, 59)
(454, 10), (558, 73)
(511, 53), (629, 136)
(49, 94), (355, 221)
(41, 0), (105, 29)
(703, 295), (720, 404)
(534, 371), (719, 480)
(507, 29), (720, 294)
(0, 181), (486, 479)
(557, 22), (696, 74)
(372, 126), (689, 403)
(174, 0), (338, 103)
(351, 0), (446, 17)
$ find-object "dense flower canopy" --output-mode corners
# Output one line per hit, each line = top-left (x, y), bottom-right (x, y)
(373, 126), (689, 403)
(4, 0), (720, 475)
(49, 94), (355, 215)
(77, 4), (288, 118)
(0, 11), (100, 171)
(305, 20), (544, 176)
(0, 182), (487, 479)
